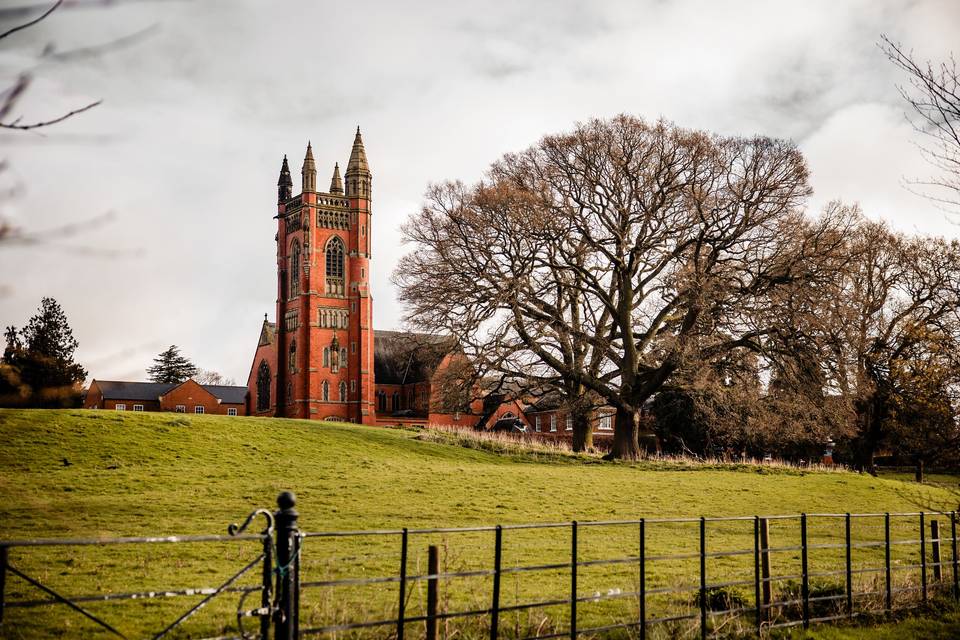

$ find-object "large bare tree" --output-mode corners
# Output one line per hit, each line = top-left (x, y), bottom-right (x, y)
(805, 216), (960, 473)
(397, 115), (845, 459)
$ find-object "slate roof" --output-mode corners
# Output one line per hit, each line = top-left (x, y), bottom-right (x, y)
(373, 330), (455, 385)
(92, 380), (247, 403)
(94, 380), (175, 400)
(200, 385), (248, 404)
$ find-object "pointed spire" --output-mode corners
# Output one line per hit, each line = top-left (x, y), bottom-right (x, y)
(329, 162), (344, 194)
(301, 141), (317, 192)
(346, 127), (369, 175)
(277, 154), (292, 203)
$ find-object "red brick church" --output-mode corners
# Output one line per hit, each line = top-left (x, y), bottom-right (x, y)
(245, 130), (483, 426)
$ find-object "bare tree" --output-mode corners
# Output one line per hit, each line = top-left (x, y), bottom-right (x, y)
(881, 35), (960, 218)
(397, 115), (845, 459)
(807, 215), (960, 473)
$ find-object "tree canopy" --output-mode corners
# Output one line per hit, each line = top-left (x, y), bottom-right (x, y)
(147, 345), (198, 384)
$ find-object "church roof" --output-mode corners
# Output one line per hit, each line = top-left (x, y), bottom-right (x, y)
(373, 330), (455, 385)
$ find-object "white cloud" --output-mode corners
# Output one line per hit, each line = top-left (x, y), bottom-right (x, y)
(0, 0), (957, 382)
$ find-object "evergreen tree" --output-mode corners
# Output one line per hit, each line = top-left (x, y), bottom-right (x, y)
(147, 345), (198, 383)
(1, 297), (86, 407)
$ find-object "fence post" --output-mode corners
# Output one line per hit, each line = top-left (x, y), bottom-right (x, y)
(760, 518), (771, 618)
(491, 526), (501, 640)
(753, 517), (761, 636)
(274, 491), (299, 640)
(427, 545), (439, 640)
(800, 514), (809, 629)
(932, 519), (942, 582)
(885, 513), (892, 611)
(845, 513), (852, 617)
(397, 528), (408, 640)
(0, 545), (7, 627)
(261, 531), (273, 640)
(920, 512), (927, 604)
(952, 512), (958, 600)
(639, 519), (646, 640)
(570, 521), (577, 640)
(699, 517), (707, 640)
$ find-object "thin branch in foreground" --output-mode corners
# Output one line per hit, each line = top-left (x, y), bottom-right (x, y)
(0, 99), (102, 130)
(0, 0), (62, 41)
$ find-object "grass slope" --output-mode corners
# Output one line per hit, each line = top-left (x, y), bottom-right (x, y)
(0, 409), (956, 639)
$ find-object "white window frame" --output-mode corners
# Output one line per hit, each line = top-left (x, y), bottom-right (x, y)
(599, 414), (613, 431)
(566, 415), (573, 431)
(175, 404), (186, 413)
(550, 414), (557, 432)
(227, 408), (238, 416)
(194, 405), (205, 414)
(133, 404), (144, 412)
(535, 415), (541, 432)
(115, 403), (126, 411)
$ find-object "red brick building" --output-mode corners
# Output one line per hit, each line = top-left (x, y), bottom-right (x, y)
(85, 379), (247, 415)
(246, 130), (477, 425)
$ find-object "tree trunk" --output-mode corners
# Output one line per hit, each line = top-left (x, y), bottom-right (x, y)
(915, 458), (925, 484)
(852, 393), (885, 476)
(608, 406), (641, 460)
(571, 410), (593, 452)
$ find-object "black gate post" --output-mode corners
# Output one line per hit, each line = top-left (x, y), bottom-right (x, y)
(920, 512), (927, 604)
(639, 519), (646, 640)
(753, 516), (761, 636)
(570, 521), (578, 640)
(274, 491), (299, 640)
(845, 513), (852, 617)
(884, 513), (892, 611)
(699, 517), (707, 640)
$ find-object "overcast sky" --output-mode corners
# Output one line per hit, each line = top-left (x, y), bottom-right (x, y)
(1, 0), (958, 384)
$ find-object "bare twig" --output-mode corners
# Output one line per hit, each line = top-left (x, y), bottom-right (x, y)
(0, 0), (62, 41)
(0, 99), (102, 130)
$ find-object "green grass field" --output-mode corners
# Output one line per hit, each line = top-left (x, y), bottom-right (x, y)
(1, 409), (958, 639)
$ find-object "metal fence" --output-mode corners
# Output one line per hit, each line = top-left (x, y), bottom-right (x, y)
(1, 493), (958, 639)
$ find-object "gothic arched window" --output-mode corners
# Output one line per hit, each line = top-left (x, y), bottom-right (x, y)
(339, 381), (347, 402)
(287, 381), (293, 405)
(340, 347), (347, 369)
(322, 380), (330, 402)
(288, 340), (296, 373)
(377, 390), (386, 412)
(325, 236), (344, 278)
(256, 361), (271, 411)
(392, 391), (401, 412)
(290, 240), (301, 296)
(323, 347), (330, 367)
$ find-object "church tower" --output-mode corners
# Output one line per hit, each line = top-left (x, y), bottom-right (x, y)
(271, 130), (376, 423)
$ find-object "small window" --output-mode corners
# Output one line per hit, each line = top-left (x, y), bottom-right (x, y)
(115, 403), (126, 411)
(175, 404), (186, 413)
(323, 347), (330, 367)
(599, 414), (613, 431)
(227, 407), (238, 416)
(361, 267), (365, 279)
(194, 406), (205, 414)
(133, 404), (144, 412)
(550, 414), (557, 432)
(566, 415), (573, 431)
(535, 415), (541, 432)
(339, 381), (347, 402)
(351, 341), (356, 354)
(340, 347), (348, 369)
(322, 380), (330, 402)
(351, 301), (356, 312)
(350, 379), (356, 392)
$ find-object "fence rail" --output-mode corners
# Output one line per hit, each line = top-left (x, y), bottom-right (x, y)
(1, 494), (957, 639)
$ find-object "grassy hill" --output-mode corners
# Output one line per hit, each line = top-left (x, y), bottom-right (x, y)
(0, 409), (956, 639)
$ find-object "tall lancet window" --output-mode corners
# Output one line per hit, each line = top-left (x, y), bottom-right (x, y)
(256, 361), (271, 411)
(325, 236), (345, 295)
(290, 240), (302, 296)
(339, 381), (347, 402)
(322, 380), (330, 402)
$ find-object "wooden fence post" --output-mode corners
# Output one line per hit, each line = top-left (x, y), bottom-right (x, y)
(639, 519), (646, 640)
(760, 518), (772, 616)
(490, 526), (501, 640)
(427, 545), (439, 640)
(932, 519), (942, 583)
(397, 529), (408, 640)
(570, 521), (578, 640)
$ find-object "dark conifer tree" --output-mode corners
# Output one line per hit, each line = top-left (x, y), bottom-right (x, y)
(147, 345), (198, 383)
(1, 297), (86, 407)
